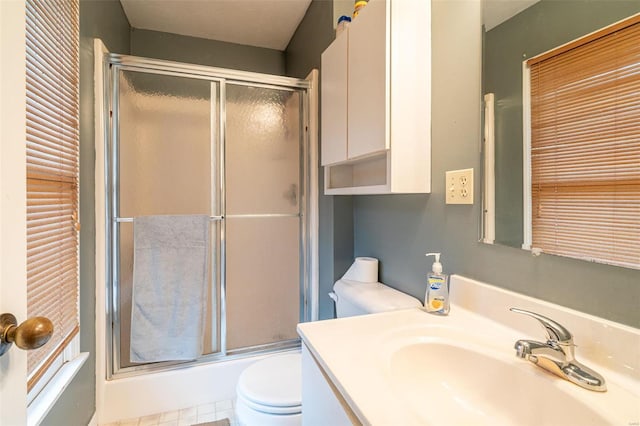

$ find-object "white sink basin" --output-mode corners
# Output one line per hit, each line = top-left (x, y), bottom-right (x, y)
(387, 340), (608, 426)
(298, 276), (640, 426)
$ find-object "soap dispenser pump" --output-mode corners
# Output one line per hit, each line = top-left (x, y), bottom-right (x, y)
(425, 253), (450, 315)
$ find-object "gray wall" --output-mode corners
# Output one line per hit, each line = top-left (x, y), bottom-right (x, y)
(354, 1), (640, 327)
(285, 0), (354, 320)
(485, 0), (640, 247)
(42, 1), (131, 425)
(130, 29), (286, 75)
(354, 0), (482, 313)
(285, 0), (334, 78)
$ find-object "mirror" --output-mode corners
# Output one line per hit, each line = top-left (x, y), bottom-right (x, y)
(481, 0), (640, 249)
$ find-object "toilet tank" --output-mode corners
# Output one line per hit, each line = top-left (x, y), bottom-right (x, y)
(331, 279), (422, 318)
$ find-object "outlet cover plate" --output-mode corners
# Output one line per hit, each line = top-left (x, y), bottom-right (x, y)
(446, 168), (474, 205)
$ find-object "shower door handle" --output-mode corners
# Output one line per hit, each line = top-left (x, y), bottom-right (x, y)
(284, 184), (297, 206)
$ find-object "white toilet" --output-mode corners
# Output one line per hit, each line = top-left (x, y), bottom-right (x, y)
(235, 278), (422, 426)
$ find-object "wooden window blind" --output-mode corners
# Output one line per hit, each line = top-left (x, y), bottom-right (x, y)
(25, 0), (80, 389)
(528, 15), (640, 269)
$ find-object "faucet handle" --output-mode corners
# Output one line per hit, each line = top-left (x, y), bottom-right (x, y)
(510, 308), (573, 344)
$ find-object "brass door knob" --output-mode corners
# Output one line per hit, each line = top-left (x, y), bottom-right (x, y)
(0, 313), (54, 357)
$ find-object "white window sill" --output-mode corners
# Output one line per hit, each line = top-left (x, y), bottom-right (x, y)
(27, 352), (89, 426)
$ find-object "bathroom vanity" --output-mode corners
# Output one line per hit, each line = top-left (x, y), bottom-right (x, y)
(297, 276), (640, 425)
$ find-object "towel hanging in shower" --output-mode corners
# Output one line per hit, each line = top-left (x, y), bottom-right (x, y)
(130, 215), (209, 363)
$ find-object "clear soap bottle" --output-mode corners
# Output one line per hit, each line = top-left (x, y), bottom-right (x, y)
(424, 253), (450, 315)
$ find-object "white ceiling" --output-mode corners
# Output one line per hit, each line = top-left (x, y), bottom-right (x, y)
(120, 0), (312, 51)
(483, 0), (540, 31)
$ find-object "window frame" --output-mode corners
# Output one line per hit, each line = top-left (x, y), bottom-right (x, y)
(24, 0), (87, 420)
(523, 62), (533, 251)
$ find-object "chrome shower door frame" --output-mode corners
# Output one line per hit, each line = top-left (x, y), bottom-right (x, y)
(104, 54), (312, 378)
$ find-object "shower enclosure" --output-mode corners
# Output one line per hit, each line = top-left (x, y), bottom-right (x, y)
(103, 55), (314, 376)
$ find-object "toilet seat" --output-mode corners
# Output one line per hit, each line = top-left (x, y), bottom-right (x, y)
(236, 353), (302, 415)
(237, 391), (300, 415)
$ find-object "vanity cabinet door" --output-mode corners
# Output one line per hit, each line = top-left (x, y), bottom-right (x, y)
(347, 0), (388, 160)
(301, 343), (353, 425)
(321, 30), (349, 166)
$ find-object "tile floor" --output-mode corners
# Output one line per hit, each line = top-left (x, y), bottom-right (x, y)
(100, 398), (237, 426)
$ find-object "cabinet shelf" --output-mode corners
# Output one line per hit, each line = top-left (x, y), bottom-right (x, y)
(325, 152), (389, 194)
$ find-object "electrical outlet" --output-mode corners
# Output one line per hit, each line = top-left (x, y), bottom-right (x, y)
(445, 168), (474, 205)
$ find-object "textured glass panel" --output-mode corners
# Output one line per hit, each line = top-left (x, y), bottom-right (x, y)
(116, 72), (221, 368)
(225, 217), (300, 350)
(118, 71), (218, 217)
(225, 84), (302, 215)
(118, 222), (134, 368)
(118, 222), (221, 368)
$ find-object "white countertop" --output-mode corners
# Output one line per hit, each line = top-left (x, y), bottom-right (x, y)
(297, 275), (640, 426)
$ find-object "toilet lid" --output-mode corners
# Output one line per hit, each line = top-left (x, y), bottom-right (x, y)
(237, 353), (302, 412)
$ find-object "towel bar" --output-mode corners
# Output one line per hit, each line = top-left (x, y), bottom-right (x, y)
(114, 213), (301, 223)
(115, 216), (224, 223)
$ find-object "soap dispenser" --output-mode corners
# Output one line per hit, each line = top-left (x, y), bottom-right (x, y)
(424, 253), (450, 315)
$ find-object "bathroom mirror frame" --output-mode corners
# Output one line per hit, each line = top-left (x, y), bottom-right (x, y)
(479, 0), (640, 269)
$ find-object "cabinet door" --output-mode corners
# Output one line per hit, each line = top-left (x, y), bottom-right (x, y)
(321, 32), (348, 166)
(347, 0), (388, 159)
(301, 344), (353, 425)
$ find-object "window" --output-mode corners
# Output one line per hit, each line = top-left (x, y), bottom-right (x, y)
(525, 15), (640, 269)
(25, 0), (80, 392)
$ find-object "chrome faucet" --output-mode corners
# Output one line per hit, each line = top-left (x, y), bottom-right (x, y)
(510, 308), (606, 392)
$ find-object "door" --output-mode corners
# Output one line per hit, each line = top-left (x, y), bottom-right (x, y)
(0, 1), (29, 424)
(347, 0), (388, 159)
(224, 83), (305, 351)
(321, 31), (349, 166)
(113, 69), (221, 369)
(107, 61), (310, 372)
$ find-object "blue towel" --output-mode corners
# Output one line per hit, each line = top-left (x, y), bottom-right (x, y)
(130, 215), (209, 362)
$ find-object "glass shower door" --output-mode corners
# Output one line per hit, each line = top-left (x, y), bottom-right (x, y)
(115, 70), (221, 368)
(224, 84), (304, 351)
(108, 63), (309, 374)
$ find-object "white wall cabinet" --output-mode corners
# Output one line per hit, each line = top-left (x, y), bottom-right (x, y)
(320, 0), (431, 195)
